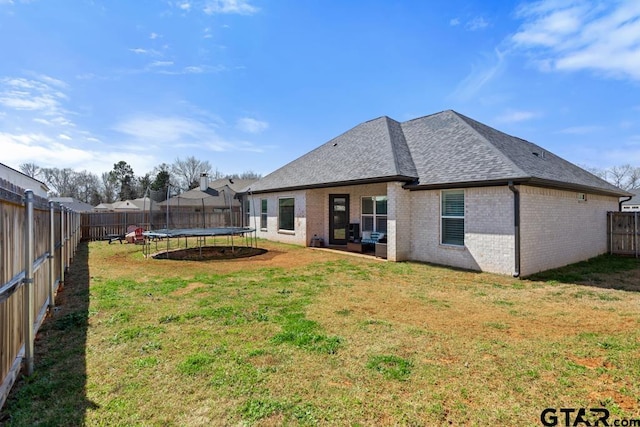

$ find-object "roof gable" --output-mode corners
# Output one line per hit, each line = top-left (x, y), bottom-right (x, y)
(248, 117), (418, 192)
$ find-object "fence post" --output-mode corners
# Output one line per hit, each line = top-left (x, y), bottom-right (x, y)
(23, 190), (35, 376)
(608, 212), (612, 255)
(49, 201), (56, 310)
(633, 212), (638, 258)
(60, 206), (65, 286)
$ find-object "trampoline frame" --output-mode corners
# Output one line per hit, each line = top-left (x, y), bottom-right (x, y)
(142, 226), (257, 259)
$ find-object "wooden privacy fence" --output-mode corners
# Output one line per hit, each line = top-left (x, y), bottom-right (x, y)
(81, 209), (242, 241)
(608, 211), (639, 257)
(0, 189), (81, 410)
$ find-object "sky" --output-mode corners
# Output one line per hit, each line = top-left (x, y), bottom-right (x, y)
(1, 0), (639, 179)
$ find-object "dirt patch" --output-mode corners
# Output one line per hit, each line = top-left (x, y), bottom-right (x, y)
(152, 245), (267, 261)
(172, 282), (207, 296)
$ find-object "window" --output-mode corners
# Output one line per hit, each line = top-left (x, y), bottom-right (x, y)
(441, 190), (464, 246)
(260, 199), (268, 230)
(361, 196), (387, 234)
(278, 197), (295, 231)
(245, 198), (251, 227)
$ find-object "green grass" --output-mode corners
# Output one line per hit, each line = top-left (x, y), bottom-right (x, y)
(2, 244), (640, 426)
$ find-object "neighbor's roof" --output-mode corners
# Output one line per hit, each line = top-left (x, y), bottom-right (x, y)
(158, 184), (240, 208)
(50, 197), (95, 212)
(109, 197), (155, 211)
(248, 110), (629, 197)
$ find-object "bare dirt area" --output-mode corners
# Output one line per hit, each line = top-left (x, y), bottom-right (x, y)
(152, 245), (267, 261)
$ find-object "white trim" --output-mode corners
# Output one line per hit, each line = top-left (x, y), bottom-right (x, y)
(440, 189), (465, 247)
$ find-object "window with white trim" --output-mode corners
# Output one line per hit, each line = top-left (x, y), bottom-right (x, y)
(278, 197), (295, 231)
(441, 190), (464, 246)
(260, 199), (268, 230)
(361, 196), (387, 234)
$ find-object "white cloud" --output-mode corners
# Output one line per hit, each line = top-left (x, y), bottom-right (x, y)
(510, 0), (640, 81)
(236, 117), (268, 134)
(129, 48), (162, 56)
(114, 115), (230, 150)
(149, 60), (174, 67)
(178, 1), (191, 11)
(203, 0), (258, 15)
(114, 114), (263, 154)
(451, 49), (506, 100)
(495, 109), (540, 123)
(149, 32), (160, 39)
(0, 76), (68, 116)
(58, 133), (72, 140)
(0, 131), (92, 168)
(558, 125), (603, 135)
(466, 16), (489, 31)
(156, 64), (226, 75)
(450, 18), (460, 27)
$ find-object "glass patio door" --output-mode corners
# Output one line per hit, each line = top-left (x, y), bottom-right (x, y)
(329, 194), (349, 245)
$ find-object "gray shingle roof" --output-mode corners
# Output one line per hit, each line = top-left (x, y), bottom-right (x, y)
(248, 110), (629, 196)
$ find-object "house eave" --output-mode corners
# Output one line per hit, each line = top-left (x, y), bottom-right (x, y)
(245, 175), (416, 195)
(404, 177), (631, 197)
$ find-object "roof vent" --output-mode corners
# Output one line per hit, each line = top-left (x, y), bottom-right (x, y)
(532, 151), (545, 158)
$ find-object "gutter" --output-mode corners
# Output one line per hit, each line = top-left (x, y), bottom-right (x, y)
(508, 181), (521, 278)
(619, 196), (633, 212)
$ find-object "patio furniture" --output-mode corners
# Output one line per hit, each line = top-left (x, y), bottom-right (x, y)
(361, 231), (384, 246)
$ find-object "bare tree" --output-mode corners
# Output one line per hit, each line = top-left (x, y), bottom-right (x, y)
(75, 170), (101, 204)
(42, 168), (78, 197)
(171, 156), (212, 191)
(19, 162), (42, 179)
(101, 171), (117, 203)
(225, 171), (262, 180)
(608, 164), (640, 191)
(581, 164), (640, 191)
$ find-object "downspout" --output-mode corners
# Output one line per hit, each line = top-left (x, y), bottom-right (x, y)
(508, 181), (521, 278)
(619, 196), (632, 212)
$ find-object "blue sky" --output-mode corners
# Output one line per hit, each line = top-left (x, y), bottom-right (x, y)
(1, 0), (639, 178)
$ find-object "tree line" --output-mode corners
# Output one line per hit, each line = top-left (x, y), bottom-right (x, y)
(19, 156), (261, 205)
(584, 164), (640, 192)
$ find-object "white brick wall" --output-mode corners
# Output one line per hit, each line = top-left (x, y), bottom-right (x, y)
(248, 190), (308, 246)
(387, 182), (411, 261)
(519, 186), (618, 276)
(249, 183), (616, 276)
(410, 186), (515, 275)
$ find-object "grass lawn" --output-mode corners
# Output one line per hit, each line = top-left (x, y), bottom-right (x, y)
(2, 238), (639, 426)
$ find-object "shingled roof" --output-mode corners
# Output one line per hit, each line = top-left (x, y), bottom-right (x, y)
(248, 110), (628, 197)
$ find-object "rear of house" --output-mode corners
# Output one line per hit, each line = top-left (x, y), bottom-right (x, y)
(244, 111), (627, 276)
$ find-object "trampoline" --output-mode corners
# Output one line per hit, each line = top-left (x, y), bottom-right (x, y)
(144, 226), (254, 239)
(142, 226), (259, 260)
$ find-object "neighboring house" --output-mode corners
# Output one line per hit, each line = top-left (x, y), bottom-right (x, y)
(621, 190), (640, 212)
(95, 197), (156, 211)
(244, 110), (630, 277)
(93, 202), (114, 211)
(158, 176), (256, 219)
(50, 197), (95, 213)
(0, 162), (49, 199)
